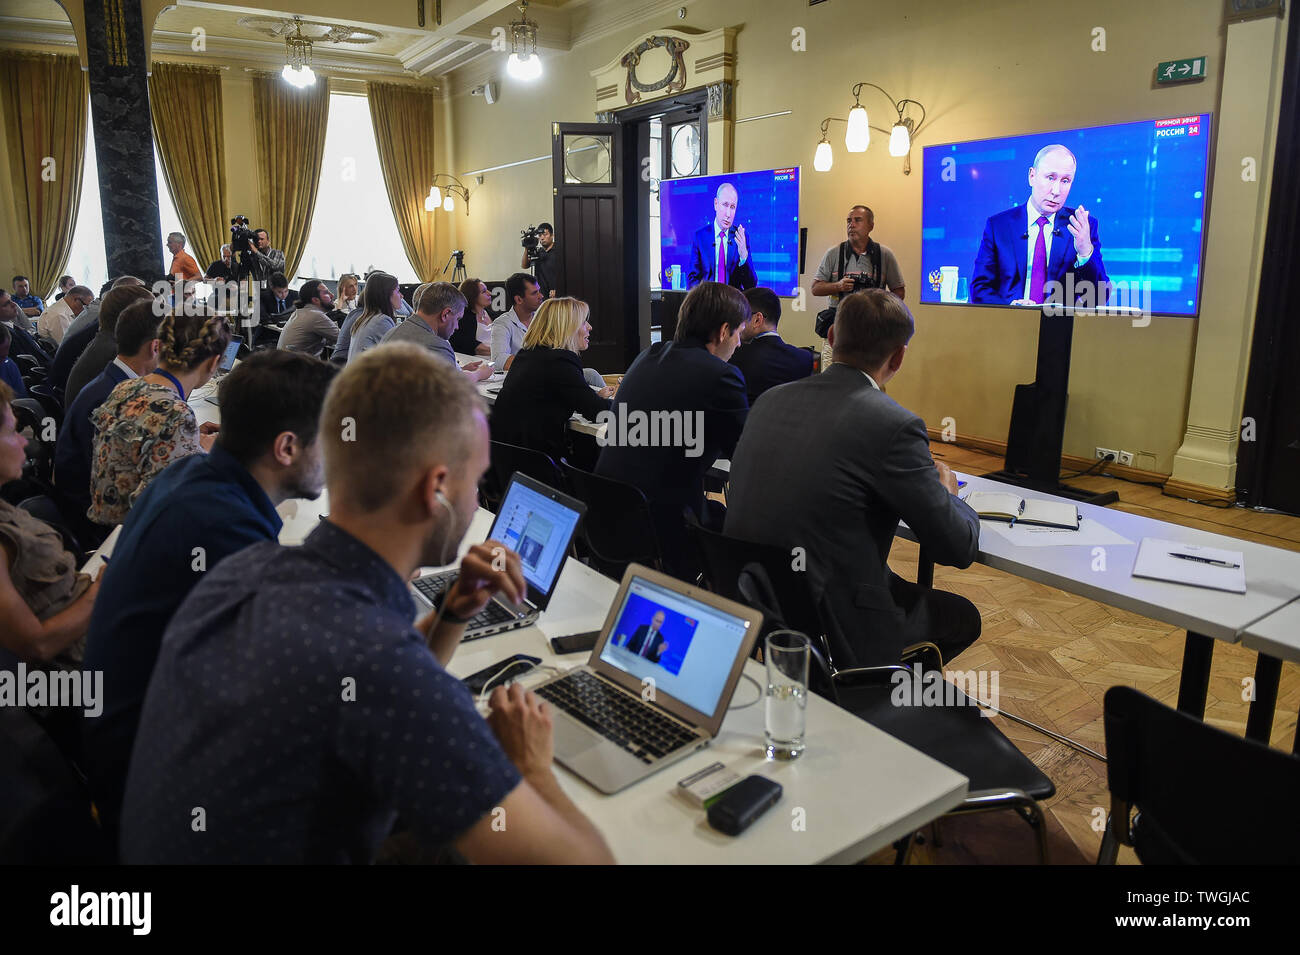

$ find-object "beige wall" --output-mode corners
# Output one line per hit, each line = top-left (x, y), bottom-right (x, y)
(445, 0), (1285, 476)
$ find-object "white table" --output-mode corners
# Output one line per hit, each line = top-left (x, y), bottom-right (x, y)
(82, 499), (969, 863)
(1238, 598), (1300, 752)
(440, 511), (968, 864)
(898, 472), (1300, 739)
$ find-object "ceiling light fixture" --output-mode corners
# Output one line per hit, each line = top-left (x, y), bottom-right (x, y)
(813, 83), (927, 174)
(281, 18), (316, 88)
(427, 175), (470, 214)
(506, 1), (542, 81)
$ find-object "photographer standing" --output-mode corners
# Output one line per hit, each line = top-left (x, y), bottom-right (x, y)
(810, 205), (905, 370)
(521, 222), (561, 298)
(249, 228), (286, 284)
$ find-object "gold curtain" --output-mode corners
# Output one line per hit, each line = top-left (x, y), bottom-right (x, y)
(149, 62), (228, 270)
(367, 81), (438, 281)
(0, 53), (88, 298)
(251, 74), (329, 277)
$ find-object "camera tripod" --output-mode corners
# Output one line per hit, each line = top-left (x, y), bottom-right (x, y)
(442, 250), (467, 284)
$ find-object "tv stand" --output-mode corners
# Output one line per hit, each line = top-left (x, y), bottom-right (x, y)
(982, 307), (1119, 507)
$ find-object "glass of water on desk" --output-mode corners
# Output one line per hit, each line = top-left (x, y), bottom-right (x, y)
(765, 631), (810, 760)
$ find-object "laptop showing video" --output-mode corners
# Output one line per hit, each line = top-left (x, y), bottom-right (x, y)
(532, 565), (762, 794)
(409, 473), (585, 640)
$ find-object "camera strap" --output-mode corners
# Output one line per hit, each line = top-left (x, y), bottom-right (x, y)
(838, 240), (883, 286)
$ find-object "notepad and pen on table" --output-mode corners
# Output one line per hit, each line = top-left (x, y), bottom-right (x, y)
(966, 491), (1081, 530)
(1132, 538), (1247, 593)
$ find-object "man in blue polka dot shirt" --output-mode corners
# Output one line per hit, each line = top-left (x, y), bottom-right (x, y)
(120, 343), (613, 864)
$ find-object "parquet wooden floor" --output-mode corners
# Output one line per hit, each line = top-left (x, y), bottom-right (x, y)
(860, 445), (1300, 865)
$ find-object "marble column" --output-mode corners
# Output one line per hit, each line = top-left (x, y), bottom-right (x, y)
(84, 0), (162, 281)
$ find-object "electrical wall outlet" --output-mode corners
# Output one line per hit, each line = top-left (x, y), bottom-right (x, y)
(1095, 447), (1117, 462)
(1117, 450), (1134, 466)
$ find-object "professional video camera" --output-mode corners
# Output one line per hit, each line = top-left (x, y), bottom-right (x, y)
(230, 215), (257, 254)
(229, 215), (262, 281)
(520, 224), (542, 264)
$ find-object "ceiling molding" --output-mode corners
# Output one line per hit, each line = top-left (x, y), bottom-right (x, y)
(444, 0), (707, 95)
(150, 29), (420, 77)
(0, 16), (78, 49)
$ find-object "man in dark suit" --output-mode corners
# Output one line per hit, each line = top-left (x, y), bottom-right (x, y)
(971, 144), (1108, 306)
(686, 183), (756, 290)
(53, 299), (163, 545)
(624, 610), (669, 663)
(725, 289), (981, 668)
(595, 282), (750, 580)
(729, 287), (813, 405)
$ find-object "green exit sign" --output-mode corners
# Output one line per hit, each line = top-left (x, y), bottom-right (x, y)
(1156, 57), (1208, 83)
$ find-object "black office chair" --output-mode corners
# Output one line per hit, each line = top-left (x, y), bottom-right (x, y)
(10, 398), (56, 486)
(0, 707), (111, 864)
(26, 382), (64, 426)
(487, 441), (566, 509)
(1097, 685), (1300, 864)
(735, 563), (1056, 863)
(561, 462), (663, 578)
(14, 353), (45, 384)
(18, 495), (84, 557)
(34, 335), (58, 359)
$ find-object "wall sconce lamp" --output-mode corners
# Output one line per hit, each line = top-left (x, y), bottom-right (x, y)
(426, 174), (471, 214)
(814, 82), (927, 174)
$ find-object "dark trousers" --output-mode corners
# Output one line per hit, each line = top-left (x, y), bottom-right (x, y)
(888, 572), (982, 666)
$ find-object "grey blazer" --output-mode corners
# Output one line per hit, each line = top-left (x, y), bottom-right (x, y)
(724, 362), (979, 666)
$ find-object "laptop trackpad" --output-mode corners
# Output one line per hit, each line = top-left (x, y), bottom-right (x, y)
(553, 715), (604, 758)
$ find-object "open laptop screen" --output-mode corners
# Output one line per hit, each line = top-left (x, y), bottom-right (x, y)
(599, 574), (751, 716)
(218, 336), (242, 373)
(490, 476), (582, 601)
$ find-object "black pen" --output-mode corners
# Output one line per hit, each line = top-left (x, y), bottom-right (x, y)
(1168, 552), (1240, 569)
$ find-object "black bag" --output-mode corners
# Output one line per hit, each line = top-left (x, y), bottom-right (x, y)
(814, 240), (883, 339)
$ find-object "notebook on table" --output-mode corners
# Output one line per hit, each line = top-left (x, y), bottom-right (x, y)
(1132, 537), (1246, 594)
(967, 491), (1080, 530)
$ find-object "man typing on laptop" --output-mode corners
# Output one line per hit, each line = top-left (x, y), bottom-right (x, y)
(120, 344), (613, 864)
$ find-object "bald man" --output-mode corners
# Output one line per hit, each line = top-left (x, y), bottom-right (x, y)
(971, 144), (1108, 306)
(687, 182), (757, 290)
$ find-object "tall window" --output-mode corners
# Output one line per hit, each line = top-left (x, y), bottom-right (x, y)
(64, 111), (185, 295)
(294, 92), (419, 284)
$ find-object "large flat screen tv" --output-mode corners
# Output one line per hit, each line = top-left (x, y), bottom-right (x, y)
(919, 114), (1212, 316)
(659, 166), (801, 296)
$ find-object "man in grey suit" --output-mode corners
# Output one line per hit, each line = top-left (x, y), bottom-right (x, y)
(725, 289), (981, 667)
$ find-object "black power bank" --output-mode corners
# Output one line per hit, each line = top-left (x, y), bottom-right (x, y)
(706, 775), (782, 836)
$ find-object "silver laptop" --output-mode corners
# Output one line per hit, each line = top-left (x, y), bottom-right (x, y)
(409, 473), (585, 640)
(532, 565), (762, 794)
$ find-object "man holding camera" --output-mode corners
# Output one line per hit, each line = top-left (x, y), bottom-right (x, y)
(520, 222), (560, 298)
(810, 205), (905, 371)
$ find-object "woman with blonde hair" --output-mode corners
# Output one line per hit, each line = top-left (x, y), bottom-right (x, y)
(89, 303), (231, 525)
(335, 272), (360, 314)
(490, 296), (615, 463)
(455, 277), (493, 356)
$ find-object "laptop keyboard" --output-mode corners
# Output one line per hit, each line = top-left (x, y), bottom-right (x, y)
(535, 670), (698, 764)
(411, 572), (521, 634)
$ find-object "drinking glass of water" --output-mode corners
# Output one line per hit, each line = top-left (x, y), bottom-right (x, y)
(765, 631), (810, 760)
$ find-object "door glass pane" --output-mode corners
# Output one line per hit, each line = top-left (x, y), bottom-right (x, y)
(649, 119), (662, 292)
(563, 133), (613, 184)
(669, 122), (700, 178)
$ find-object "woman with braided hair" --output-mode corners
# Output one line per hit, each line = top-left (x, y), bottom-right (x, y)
(88, 304), (231, 525)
